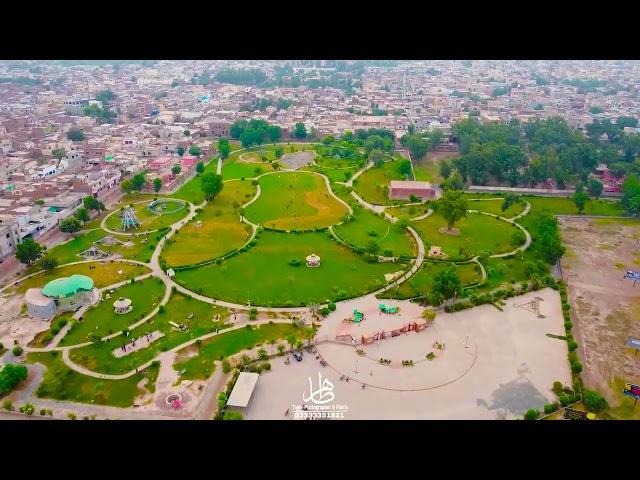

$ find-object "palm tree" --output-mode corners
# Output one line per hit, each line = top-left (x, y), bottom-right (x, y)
(303, 327), (315, 347)
(286, 334), (297, 353)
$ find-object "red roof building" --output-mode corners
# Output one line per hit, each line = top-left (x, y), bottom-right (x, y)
(389, 180), (438, 200)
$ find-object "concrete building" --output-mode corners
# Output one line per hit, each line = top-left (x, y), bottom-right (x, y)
(389, 180), (438, 200)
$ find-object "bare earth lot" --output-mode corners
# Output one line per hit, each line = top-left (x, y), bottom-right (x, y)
(243, 288), (570, 420)
(559, 218), (640, 418)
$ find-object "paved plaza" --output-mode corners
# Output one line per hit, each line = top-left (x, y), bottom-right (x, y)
(243, 288), (572, 419)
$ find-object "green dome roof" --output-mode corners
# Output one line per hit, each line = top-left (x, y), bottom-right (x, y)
(42, 274), (94, 298)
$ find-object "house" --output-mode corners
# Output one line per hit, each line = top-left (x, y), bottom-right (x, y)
(179, 155), (198, 170)
(147, 155), (173, 170)
(389, 180), (438, 200)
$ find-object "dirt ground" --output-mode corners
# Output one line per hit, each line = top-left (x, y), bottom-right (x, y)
(559, 218), (640, 418)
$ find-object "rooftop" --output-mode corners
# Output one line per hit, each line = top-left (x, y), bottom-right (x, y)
(42, 274), (94, 298)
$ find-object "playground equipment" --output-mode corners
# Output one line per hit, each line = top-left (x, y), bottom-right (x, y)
(120, 207), (139, 231)
(379, 303), (399, 314)
(147, 198), (186, 216)
(353, 309), (364, 323)
(624, 270), (640, 286)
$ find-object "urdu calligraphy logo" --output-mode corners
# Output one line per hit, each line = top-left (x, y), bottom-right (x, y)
(303, 372), (335, 405)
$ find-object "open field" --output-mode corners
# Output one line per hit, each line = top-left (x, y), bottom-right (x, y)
(245, 172), (348, 231)
(524, 196), (624, 216)
(59, 277), (166, 346)
(11, 261), (149, 294)
(173, 322), (299, 380)
(170, 157), (218, 204)
(412, 212), (522, 259)
(334, 205), (416, 257)
(69, 292), (228, 375)
(162, 180), (255, 267)
(379, 260), (481, 299)
(245, 288), (571, 419)
(104, 199), (188, 232)
(559, 217), (640, 419)
(353, 160), (409, 205)
(385, 203), (431, 220)
(174, 230), (402, 306)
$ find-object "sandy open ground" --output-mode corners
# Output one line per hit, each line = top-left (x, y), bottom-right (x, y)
(559, 218), (640, 416)
(242, 288), (571, 419)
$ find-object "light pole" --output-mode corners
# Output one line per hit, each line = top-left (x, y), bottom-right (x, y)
(354, 358), (359, 373)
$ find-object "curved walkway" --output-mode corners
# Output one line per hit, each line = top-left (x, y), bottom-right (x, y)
(100, 198), (188, 236)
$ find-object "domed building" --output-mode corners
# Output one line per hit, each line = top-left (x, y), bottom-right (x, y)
(26, 274), (95, 320)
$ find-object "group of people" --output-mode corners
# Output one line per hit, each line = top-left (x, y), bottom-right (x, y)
(120, 332), (154, 353)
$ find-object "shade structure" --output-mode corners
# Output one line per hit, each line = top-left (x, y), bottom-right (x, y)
(42, 275), (94, 298)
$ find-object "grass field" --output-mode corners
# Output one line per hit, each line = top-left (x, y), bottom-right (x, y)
(334, 205), (416, 257)
(379, 261), (481, 299)
(385, 203), (432, 220)
(467, 198), (526, 218)
(412, 212), (521, 259)
(245, 172), (348, 231)
(12, 262), (150, 294)
(104, 199), (187, 232)
(28, 351), (155, 408)
(173, 323), (299, 380)
(162, 180), (255, 267)
(174, 230), (401, 306)
(523, 196), (624, 216)
(59, 277), (166, 346)
(170, 157), (218, 204)
(304, 155), (363, 183)
(353, 160), (409, 205)
(68, 292), (228, 375)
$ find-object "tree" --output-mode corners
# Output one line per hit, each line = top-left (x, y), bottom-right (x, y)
(436, 189), (468, 230)
(366, 240), (380, 255)
(421, 307), (436, 322)
(67, 129), (84, 142)
(74, 207), (90, 223)
(95, 89), (116, 103)
(15, 238), (44, 264)
(286, 334), (297, 352)
(622, 174), (640, 216)
(524, 409), (540, 420)
(440, 160), (453, 179)
(0, 363), (28, 395)
(83, 196), (104, 211)
(217, 138), (231, 159)
(189, 145), (202, 157)
(583, 389), (608, 413)
(441, 171), (464, 191)
(183, 129), (191, 137)
(572, 190), (589, 214)
(399, 160), (412, 177)
(405, 134), (430, 160)
(537, 213), (566, 263)
(131, 174), (146, 191)
(120, 179), (132, 193)
(501, 193), (520, 212)
(196, 161), (205, 174)
(38, 256), (58, 271)
(52, 148), (66, 160)
(369, 149), (385, 167)
(177, 146), (185, 156)
(257, 348), (268, 360)
(59, 217), (82, 234)
(274, 146), (283, 159)
(268, 125), (282, 142)
(153, 178), (162, 193)
(294, 122), (307, 139)
(201, 173), (224, 200)
(432, 266), (462, 303)
(587, 178), (603, 199)
(396, 218), (409, 232)
(171, 164), (182, 175)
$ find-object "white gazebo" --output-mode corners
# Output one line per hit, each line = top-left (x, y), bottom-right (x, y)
(306, 253), (321, 268)
(113, 297), (133, 314)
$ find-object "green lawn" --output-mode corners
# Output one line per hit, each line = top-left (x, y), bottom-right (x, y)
(174, 230), (402, 306)
(60, 277), (166, 346)
(245, 172), (348, 231)
(379, 261), (481, 299)
(412, 160), (442, 183)
(68, 292), (228, 375)
(412, 212), (521, 259)
(28, 351), (153, 408)
(353, 160), (410, 206)
(523, 196), (624, 216)
(170, 157), (218, 204)
(303, 155), (363, 183)
(13, 261), (150, 294)
(104, 199), (187, 232)
(162, 180), (255, 267)
(334, 205), (416, 257)
(385, 203), (432, 220)
(467, 198), (525, 218)
(174, 323), (300, 380)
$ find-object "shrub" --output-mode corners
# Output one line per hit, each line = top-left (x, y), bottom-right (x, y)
(158, 305), (165, 314)
(567, 340), (578, 351)
(583, 389), (608, 413)
(562, 302), (571, 311)
(222, 360), (231, 373)
(2, 399), (14, 411)
(57, 318), (68, 328)
(40, 408), (47, 416)
(67, 412), (77, 420)
(559, 394), (572, 407)
(20, 403), (35, 416)
(564, 321), (573, 331)
(543, 403), (559, 414)
(262, 362), (271, 371)
(524, 409), (540, 420)
(12, 346), (23, 356)
(320, 307), (331, 317)
(328, 303), (337, 311)
(552, 381), (564, 396)
(51, 327), (60, 336)
(571, 360), (583, 373)
(288, 258), (302, 266)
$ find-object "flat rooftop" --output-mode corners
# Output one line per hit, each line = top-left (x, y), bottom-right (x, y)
(227, 372), (260, 408)
(389, 180), (433, 188)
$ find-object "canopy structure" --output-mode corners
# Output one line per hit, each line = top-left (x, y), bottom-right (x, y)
(113, 297), (132, 314)
(306, 253), (321, 267)
(42, 275), (94, 298)
(227, 372), (260, 408)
